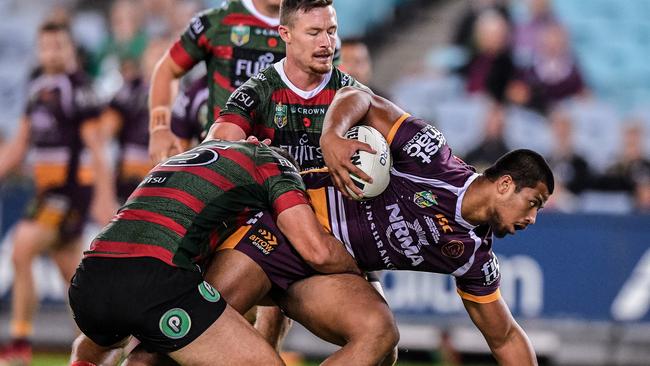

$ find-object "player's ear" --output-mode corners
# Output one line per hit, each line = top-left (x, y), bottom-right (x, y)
(279, 25), (291, 43)
(496, 175), (513, 195)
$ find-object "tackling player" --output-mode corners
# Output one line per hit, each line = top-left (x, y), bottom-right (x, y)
(68, 140), (360, 366)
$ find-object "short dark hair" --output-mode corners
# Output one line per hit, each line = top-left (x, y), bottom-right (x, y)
(483, 149), (555, 194)
(341, 37), (366, 48)
(280, 0), (333, 26)
(38, 21), (71, 36)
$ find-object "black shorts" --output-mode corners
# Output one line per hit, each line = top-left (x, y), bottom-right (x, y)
(68, 257), (227, 353)
(25, 186), (92, 243)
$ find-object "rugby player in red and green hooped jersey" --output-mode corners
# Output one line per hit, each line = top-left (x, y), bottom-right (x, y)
(68, 140), (360, 365)
(149, 0), (284, 162)
(210, 0), (372, 172)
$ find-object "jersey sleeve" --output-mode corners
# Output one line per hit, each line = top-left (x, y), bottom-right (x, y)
(455, 250), (501, 304)
(214, 75), (268, 136)
(386, 116), (464, 178)
(75, 82), (103, 122)
(169, 10), (214, 71)
(257, 146), (309, 217)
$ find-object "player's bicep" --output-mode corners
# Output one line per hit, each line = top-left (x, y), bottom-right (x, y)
(205, 122), (246, 142)
(215, 83), (263, 136)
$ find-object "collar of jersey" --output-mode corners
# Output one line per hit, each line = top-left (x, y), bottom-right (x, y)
(274, 58), (333, 100)
(242, 0), (280, 27)
(455, 173), (480, 230)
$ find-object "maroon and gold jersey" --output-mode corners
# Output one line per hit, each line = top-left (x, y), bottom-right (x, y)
(303, 115), (501, 301)
(108, 78), (153, 199)
(171, 76), (209, 142)
(24, 70), (101, 192)
(85, 140), (308, 270)
(216, 60), (368, 170)
(169, 0), (285, 125)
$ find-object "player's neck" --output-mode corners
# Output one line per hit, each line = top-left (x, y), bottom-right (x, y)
(461, 176), (492, 226)
(251, 0), (279, 18)
(282, 57), (327, 91)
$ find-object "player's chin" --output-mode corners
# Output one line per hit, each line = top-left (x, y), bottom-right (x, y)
(310, 62), (332, 74)
(493, 226), (512, 238)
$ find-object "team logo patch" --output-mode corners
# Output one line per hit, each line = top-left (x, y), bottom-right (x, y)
(198, 281), (221, 303)
(159, 308), (191, 339)
(274, 103), (288, 128)
(441, 240), (464, 258)
(413, 191), (438, 208)
(249, 228), (278, 255)
(230, 25), (250, 46)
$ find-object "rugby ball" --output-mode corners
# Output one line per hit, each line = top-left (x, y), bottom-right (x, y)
(344, 126), (391, 200)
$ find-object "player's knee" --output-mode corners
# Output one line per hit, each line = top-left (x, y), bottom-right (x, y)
(355, 308), (400, 351)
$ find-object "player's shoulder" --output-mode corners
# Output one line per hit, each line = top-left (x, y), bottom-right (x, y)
(330, 67), (355, 88)
(240, 63), (280, 94)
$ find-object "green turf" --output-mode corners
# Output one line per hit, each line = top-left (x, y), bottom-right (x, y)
(33, 354), (69, 366)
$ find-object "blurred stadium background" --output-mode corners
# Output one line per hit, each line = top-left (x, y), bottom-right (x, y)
(1, 0), (650, 365)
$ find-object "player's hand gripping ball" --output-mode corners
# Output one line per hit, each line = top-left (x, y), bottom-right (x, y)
(344, 126), (391, 200)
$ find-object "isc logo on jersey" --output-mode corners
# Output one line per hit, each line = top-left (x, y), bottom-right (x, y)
(344, 126), (391, 200)
(403, 125), (446, 164)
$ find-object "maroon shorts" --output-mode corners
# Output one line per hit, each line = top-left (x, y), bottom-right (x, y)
(220, 212), (318, 291)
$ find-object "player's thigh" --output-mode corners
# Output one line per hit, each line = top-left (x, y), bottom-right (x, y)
(204, 249), (272, 314)
(169, 305), (284, 366)
(11, 220), (59, 262)
(280, 273), (397, 346)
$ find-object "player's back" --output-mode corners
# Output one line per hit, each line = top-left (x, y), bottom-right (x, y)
(86, 140), (303, 270)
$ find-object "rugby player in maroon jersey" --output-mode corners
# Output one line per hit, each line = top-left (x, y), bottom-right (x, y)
(0, 22), (114, 365)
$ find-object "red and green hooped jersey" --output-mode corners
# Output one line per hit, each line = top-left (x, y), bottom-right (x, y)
(170, 0), (285, 126)
(85, 140), (308, 270)
(216, 60), (369, 170)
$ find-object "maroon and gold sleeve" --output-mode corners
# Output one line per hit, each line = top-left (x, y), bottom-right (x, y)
(455, 252), (502, 303)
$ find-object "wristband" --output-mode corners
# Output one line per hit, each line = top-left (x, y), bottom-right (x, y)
(149, 106), (171, 130)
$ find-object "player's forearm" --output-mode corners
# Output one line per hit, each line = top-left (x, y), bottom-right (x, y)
(489, 324), (537, 366)
(149, 55), (184, 129)
(321, 86), (373, 142)
(304, 234), (361, 275)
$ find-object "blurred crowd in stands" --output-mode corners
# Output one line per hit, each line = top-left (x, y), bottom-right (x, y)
(393, 0), (650, 213)
(0, 0), (649, 220)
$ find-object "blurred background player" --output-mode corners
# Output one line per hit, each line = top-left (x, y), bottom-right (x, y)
(100, 39), (169, 203)
(148, 0), (285, 162)
(339, 38), (389, 98)
(0, 22), (113, 366)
